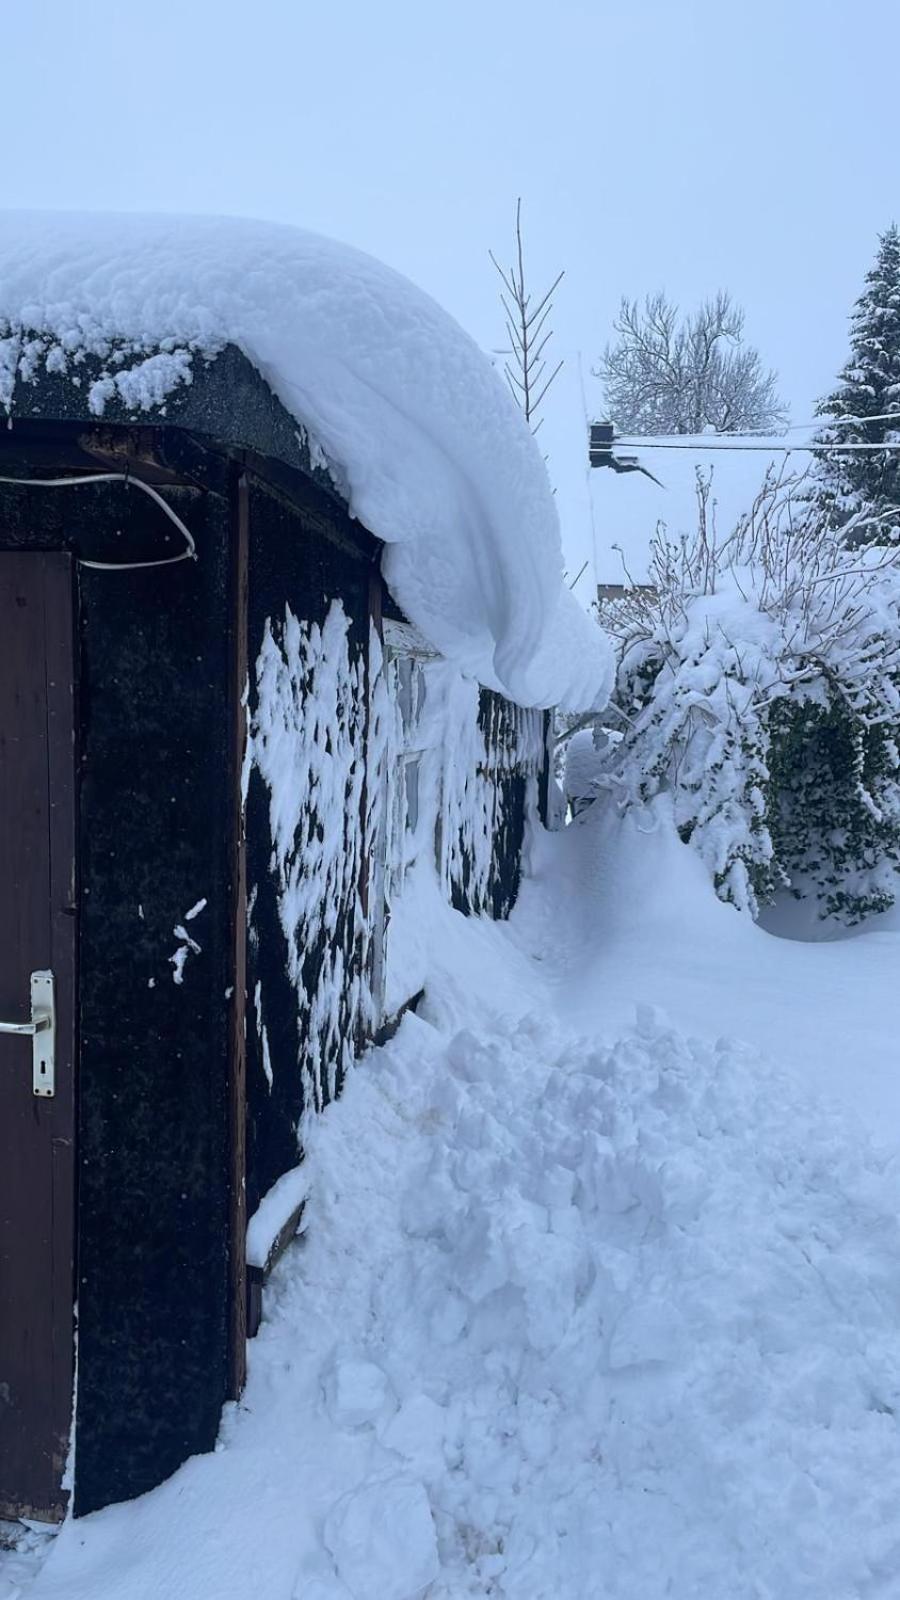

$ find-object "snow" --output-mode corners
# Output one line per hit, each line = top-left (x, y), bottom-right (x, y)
(0, 211), (611, 712)
(322, 1479), (438, 1600)
(7, 800), (900, 1600)
(167, 900), (205, 985)
(246, 1163), (310, 1273)
(595, 469), (900, 922)
(249, 598), (375, 1108)
(515, 798), (900, 1144)
(562, 727), (603, 811)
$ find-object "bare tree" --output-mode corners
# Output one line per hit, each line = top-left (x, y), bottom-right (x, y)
(490, 199), (564, 434)
(597, 291), (787, 436)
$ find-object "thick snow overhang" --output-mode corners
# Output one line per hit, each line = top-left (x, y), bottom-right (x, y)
(0, 211), (612, 712)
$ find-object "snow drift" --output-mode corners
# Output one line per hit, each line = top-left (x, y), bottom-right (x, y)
(0, 211), (610, 711)
(8, 805), (900, 1599)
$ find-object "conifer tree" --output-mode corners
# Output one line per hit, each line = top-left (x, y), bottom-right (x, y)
(814, 225), (900, 542)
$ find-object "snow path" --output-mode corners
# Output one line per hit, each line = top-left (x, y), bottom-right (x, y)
(510, 801), (900, 1146)
(6, 809), (900, 1599)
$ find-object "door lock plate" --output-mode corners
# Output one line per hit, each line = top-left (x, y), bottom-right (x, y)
(31, 971), (55, 1097)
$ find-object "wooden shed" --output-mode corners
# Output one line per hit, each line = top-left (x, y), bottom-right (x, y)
(0, 334), (550, 1521)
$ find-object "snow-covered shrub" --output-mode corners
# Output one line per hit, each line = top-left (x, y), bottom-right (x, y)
(596, 470), (900, 922)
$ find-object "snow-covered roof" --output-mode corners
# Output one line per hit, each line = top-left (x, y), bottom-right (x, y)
(0, 211), (611, 711)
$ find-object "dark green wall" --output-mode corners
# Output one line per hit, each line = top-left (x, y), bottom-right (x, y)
(0, 474), (235, 1515)
(244, 477), (376, 1216)
(74, 493), (234, 1514)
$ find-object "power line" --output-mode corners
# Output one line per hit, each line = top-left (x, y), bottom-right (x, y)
(610, 437), (900, 457)
(783, 410), (900, 432)
(599, 413), (900, 452)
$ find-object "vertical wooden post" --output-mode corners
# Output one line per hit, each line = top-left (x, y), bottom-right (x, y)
(359, 564), (386, 1033)
(538, 709), (553, 826)
(361, 564), (384, 907)
(226, 473), (249, 1397)
(45, 554), (78, 1511)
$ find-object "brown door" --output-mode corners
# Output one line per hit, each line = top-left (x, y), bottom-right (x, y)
(0, 553), (76, 1522)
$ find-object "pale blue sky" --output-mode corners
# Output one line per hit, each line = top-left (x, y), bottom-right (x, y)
(6, 0), (898, 579)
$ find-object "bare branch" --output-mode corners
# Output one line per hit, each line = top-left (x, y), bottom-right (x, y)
(490, 199), (565, 435)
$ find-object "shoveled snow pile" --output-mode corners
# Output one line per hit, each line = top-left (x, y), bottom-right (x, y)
(0, 211), (610, 711)
(10, 811), (900, 1600)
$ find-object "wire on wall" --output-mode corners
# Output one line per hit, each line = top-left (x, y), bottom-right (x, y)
(0, 470), (197, 570)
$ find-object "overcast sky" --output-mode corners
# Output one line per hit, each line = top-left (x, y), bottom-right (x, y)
(6, 0), (898, 583)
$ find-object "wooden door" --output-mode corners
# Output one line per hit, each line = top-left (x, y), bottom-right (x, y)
(0, 553), (76, 1522)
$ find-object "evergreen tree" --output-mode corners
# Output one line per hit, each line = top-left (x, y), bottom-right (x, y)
(814, 225), (900, 542)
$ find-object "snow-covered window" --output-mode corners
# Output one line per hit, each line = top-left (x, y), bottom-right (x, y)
(381, 624), (448, 896)
(384, 623), (442, 898)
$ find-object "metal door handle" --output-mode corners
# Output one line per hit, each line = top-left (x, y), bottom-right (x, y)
(0, 1016), (51, 1036)
(0, 971), (55, 1095)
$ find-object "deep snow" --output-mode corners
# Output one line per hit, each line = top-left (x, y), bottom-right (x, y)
(0, 212), (610, 712)
(5, 802), (900, 1600)
(516, 800), (900, 1144)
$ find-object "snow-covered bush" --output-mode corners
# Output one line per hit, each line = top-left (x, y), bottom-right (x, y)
(596, 470), (900, 922)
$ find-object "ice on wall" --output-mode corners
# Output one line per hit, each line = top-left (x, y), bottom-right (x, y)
(0, 210), (611, 711)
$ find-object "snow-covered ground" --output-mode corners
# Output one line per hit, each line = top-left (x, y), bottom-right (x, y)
(5, 802), (900, 1600)
(518, 802), (900, 1143)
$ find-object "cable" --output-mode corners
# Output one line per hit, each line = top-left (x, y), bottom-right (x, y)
(783, 410), (900, 432)
(599, 413), (900, 443)
(603, 416), (900, 455)
(0, 471), (196, 569)
(607, 438), (900, 457)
